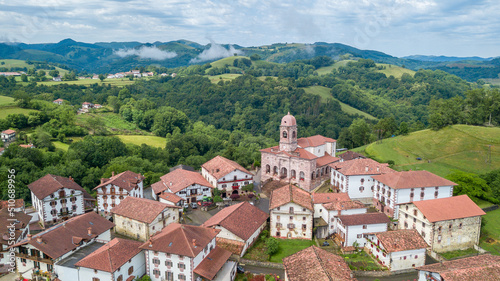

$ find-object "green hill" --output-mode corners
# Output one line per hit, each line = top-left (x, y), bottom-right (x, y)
(353, 125), (500, 177)
(376, 63), (416, 78)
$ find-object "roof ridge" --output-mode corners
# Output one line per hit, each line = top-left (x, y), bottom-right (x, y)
(312, 246), (334, 281)
(219, 202), (244, 225)
(180, 225), (196, 257)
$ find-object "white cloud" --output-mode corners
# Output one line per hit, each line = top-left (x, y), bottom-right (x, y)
(115, 46), (177, 60)
(190, 41), (244, 63)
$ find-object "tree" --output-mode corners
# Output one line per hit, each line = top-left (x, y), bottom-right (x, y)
(399, 122), (409, 135)
(265, 237), (279, 257)
(98, 74), (105, 82)
(250, 54), (261, 61)
(49, 70), (59, 77)
(349, 118), (372, 147)
(447, 171), (492, 202)
(37, 70), (46, 77)
(107, 96), (121, 113)
(13, 90), (31, 108)
(20, 74), (28, 82)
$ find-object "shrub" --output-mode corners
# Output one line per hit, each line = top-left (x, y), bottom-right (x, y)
(242, 183), (254, 192)
(230, 193), (240, 200)
(265, 237), (279, 256)
(213, 196), (223, 203)
(248, 193), (255, 198)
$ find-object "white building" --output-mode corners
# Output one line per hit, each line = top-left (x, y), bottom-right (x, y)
(151, 168), (213, 204)
(12, 212), (114, 280)
(337, 212), (390, 248)
(94, 171), (144, 215)
(0, 209), (31, 274)
(371, 170), (456, 219)
(111, 197), (179, 241)
(201, 155), (254, 197)
(322, 199), (367, 235)
(202, 202), (268, 257)
(365, 229), (428, 271)
(417, 254), (500, 281)
(52, 99), (64, 105)
(1, 129), (16, 142)
(158, 192), (185, 207)
(73, 238), (145, 281)
(269, 184), (314, 240)
(140, 223), (236, 281)
(28, 174), (95, 227)
(330, 158), (395, 204)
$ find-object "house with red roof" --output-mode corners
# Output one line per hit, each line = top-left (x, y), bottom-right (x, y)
(94, 171), (144, 215)
(261, 113), (339, 192)
(158, 192), (185, 207)
(365, 229), (428, 271)
(336, 212), (390, 249)
(140, 223), (236, 281)
(330, 158), (395, 203)
(52, 98), (64, 105)
(71, 238), (145, 281)
(28, 174), (95, 227)
(371, 170), (456, 219)
(1, 129), (16, 143)
(269, 184), (314, 239)
(398, 195), (485, 253)
(152, 168), (213, 205)
(201, 155), (253, 197)
(417, 254), (500, 281)
(283, 245), (357, 281)
(0, 208), (31, 273)
(111, 197), (179, 241)
(202, 202), (268, 256)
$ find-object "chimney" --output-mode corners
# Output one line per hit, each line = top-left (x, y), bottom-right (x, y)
(148, 241), (153, 248)
(27, 234), (32, 241)
(87, 227), (92, 236)
(36, 237), (42, 244)
(69, 176), (74, 182)
(170, 182), (172, 186)
(377, 167), (380, 172)
(112, 171), (115, 177)
(365, 166), (369, 172)
(192, 239), (196, 247)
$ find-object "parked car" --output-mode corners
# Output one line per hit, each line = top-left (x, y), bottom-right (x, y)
(197, 201), (213, 207)
(237, 265), (245, 273)
(322, 241), (330, 246)
(190, 202), (198, 209)
(183, 203), (189, 209)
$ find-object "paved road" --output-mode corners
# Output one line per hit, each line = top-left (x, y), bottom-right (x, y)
(241, 264), (284, 278)
(0, 273), (17, 281)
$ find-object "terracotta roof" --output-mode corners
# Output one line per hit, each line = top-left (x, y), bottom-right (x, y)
(153, 169), (212, 194)
(28, 174), (92, 200)
(323, 200), (366, 211)
(110, 197), (172, 224)
(139, 223), (219, 257)
(0, 208), (31, 246)
(193, 246), (232, 280)
(312, 192), (350, 204)
(338, 151), (366, 161)
(417, 254), (500, 281)
(281, 112), (297, 126)
(53, 98), (64, 102)
(372, 230), (428, 252)
(372, 170), (456, 189)
(13, 212), (114, 259)
(297, 135), (336, 148)
(412, 195), (485, 222)
(316, 154), (340, 167)
(260, 146), (319, 160)
(215, 237), (245, 255)
(330, 158), (395, 176)
(283, 246), (356, 281)
(201, 155), (252, 180)
(158, 192), (184, 204)
(95, 171), (144, 192)
(75, 238), (143, 272)
(19, 144), (35, 148)
(270, 184), (313, 211)
(0, 199), (24, 209)
(338, 212), (390, 226)
(2, 129), (15, 135)
(202, 202), (268, 241)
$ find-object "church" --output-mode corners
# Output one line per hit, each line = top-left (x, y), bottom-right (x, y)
(260, 113), (339, 191)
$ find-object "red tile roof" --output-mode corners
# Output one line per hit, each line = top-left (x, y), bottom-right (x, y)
(412, 195), (485, 222)
(260, 146), (318, 160)
(0, 199), (24, 209)
(202, 202), (268, 241)
(215, 237), (245, 255)
(372, 170), (456, 189)
(0, 208), (31, 246)
(297, 135), (336, 148)
(202, 155), (252, 180)
(95, 171), (144, 192)
(75, 238), (143, 272)
(140, 223), (219, 257)
(330, 158), (394, 176)
(372, 229), (428, 252)
(28, 174), (92, 200)
(283, 246), (356, 281)
(316, 154), (340, 167)
(312, 192), (350, 204)
(110, 197), (172, 224)
(153, 169), (212, 194)
(270, 184), (313, 211)
(193, 246), (232, 280)
(417, 254), (500, 281)
(323, 200), (366, 211)
(338, 151), (366, 161)
(19, 144), (35, 148)
(13, 212), (114, 259)
(338, 212), (390, 226)
(2, 129), (15, 135)
(158, 192), (184, 204)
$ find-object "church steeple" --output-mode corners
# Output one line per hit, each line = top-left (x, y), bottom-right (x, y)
(279, 112), (297, 152)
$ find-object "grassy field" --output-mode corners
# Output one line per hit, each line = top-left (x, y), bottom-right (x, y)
(209, 56), (249, 69)
(76, 112), (142, 134)
(353, 125), (500, 177)
(269, 239), (315, 263)
(303, 86), (377, 120)
(1, 59), (70, 76)
(0, 95), (15, 106)
(206, 74), (242, 83)
(0, 106), (39, 119)
(316, 60), (355, 75)
(116, 135), (166, 148)
(31, 78), (137, 87)
(53, 141), (70, 151)
(376, 63), (416, 78)
(480, 208), (500, 255)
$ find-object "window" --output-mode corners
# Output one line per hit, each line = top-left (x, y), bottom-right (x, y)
(357, 234), (362, 238)
(302, 224), (307, 230)
(449, 224), (452, 230)
(413, 210), (418, 216)
(360, 178), (364, 184)
(406, 205), (409, 210)
(438, 235), (442, 243)
(92, 278), (100, 281)
(289, 216), (293, 221)
(405, 214), (408, 219)
(362, 225), (367, 229)
(415, 255), (418, 259)
(459, 223), (463, 229)
(178, 274), (186, 280)
(166, 272), (174, 281)
(434, 191), (439, 198)
(277, 215), (280, 221)
(178, 263), (186, 269)
(282, 131), (287, 138)
(152, 269), (160, 275)
(289, 207), (294, 214)
(117, 276), (123, 281)
(359, 186), (364, 192)
(152, 258), (160, 265)
(303, 216), (306, 221)
(72, 205), (77, 212)
(165, 260), (173, 267)
(422, 222), (425, 228)
(276, 231), (281, 236)
(128, 266), (133, 275)
(275, 222), (282, 228)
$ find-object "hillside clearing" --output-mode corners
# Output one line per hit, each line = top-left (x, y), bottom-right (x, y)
(30, 78), (137, 87)
(76, 112), (143, 134)
(316, 60), (355, 75)
(116, 135), (166, 148)
(0, 95), (16, 106)
(376, 63), (416, 78)
(206, 74), (242, 83)
(0, 106), (39, 119)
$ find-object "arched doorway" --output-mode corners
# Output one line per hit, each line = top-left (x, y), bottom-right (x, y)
(281, 167), (287, 178)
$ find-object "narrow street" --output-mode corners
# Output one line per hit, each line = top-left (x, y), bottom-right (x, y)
(240, 264), (285, 278)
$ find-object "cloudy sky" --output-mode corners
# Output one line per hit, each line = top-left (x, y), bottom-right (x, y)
(1, 0), (499, 57)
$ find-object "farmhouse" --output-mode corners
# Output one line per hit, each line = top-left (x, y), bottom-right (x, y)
(158, 192), (185, 207)
(283, 245), (356, 281)
(1, 129), (16, 142)
(202, 202), (268, 256)
(152, 168), (213, 204)
(94, 171), (145, 215)
(330, 158), (395, 203)
(371, 170), (456, 219)
(417, 254), (500, 281)
(398, 195), (485, 253)
(338, 150), (366, 162)
(0, 208), (31, 273)
(28, 174), (95, 226)
(140, 223), (236, 281)
(336, 212), (390, 248)
(365, 229), (428, 271)
(52, 98), (64, 105)
(322, 199), (367, 236)
(201, 155), (253, 197)
(111, 197), (179, 241)
(269, 184), (314, 239)
(261, 113), (339, 192)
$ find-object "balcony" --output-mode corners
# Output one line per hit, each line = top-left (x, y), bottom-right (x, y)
(15, 253), (54, 264)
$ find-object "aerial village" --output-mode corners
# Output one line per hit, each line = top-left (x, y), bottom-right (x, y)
(1, 113), (498, 281)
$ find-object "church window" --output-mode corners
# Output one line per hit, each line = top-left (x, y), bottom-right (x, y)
(282, 131), (287, 138)
(359, 186), (364, 192)
(292, 131), (296, 138)
(266, 165), (270, 174)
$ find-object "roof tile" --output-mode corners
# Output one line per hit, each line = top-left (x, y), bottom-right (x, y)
(270, 184), (313, 211)
(372, 170), (456, 189)
(338, 213), (390, 226)
(202, 155), (252, 180)
(372, 229), (428, 252)
(110, 197), (173, 224)
(153, 169), (212, 194)
(330, 159), (394, 176)
(412, 195), (485, 222)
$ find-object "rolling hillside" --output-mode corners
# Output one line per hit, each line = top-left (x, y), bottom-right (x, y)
(353, 125), (500, 177)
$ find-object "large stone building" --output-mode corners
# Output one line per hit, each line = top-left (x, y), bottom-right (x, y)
(398, 195), (485, 253)
(94, 171), (145, 215)
(201, 155), (253, 197)
(261, 113), (339, 192)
